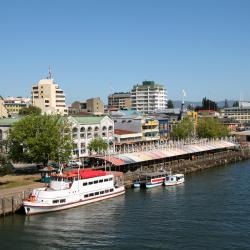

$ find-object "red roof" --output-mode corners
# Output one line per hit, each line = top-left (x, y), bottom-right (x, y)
(114, 129), (137, 135)
(65, 169), (107, 179)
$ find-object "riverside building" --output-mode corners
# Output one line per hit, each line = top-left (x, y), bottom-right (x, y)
(69, 116), (114, 158)
(224, 101), (250, 125)
(31, 70), (68, 116)
(131, 81), (167, 114)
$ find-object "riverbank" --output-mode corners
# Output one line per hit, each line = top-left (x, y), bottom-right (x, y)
(0, 146), (249, 216)
(123, 146), (250, 187)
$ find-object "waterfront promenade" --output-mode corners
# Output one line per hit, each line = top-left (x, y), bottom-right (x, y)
(0, 140), (250, 215)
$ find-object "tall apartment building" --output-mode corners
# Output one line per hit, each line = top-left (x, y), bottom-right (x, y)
(108, 92), (131, 110)
(31, 72), (68, 116)
(131, 81), (167, 114)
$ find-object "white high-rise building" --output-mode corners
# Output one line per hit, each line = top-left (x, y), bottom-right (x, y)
(131, 81), (167, 114)
(31, 70), (68, 116)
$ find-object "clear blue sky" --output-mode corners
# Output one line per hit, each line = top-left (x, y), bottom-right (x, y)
(0, 0), (250, 104)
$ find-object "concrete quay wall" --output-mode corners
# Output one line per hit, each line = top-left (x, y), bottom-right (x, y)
(0, 189), (33, 216)
(123, 147), (250, 188)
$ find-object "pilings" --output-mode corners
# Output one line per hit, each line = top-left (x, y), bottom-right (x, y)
(0, 190), (31, 217)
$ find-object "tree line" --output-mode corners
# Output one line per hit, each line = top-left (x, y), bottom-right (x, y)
(171, 117), (229, 140)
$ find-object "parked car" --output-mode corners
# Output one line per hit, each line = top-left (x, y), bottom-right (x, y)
(67, 160), (82, 167)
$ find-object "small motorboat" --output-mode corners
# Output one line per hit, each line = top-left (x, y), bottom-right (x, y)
(133, 180), (141, 188)
(164, 174), (185, 186)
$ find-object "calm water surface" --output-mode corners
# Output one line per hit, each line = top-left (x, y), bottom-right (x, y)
(1, 160), (250, 250)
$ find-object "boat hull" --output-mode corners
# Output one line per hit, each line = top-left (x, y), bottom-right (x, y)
(133, 182), (141, 188)
(145, 182), (163, 188)
(23, 188), (125, 215)
(164, 179), (185, 186)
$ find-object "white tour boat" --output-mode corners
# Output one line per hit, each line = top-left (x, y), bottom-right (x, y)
(164, 174), (185, 186)
(23, 169), (125, 215)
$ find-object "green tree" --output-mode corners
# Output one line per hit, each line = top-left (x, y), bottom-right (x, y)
(201, 97), (218, 110)
(19, 106), (42, 116)
(7, 115), (73, 166)
(196, 118), (229, 138)
(232, 101), (239, 107)
(224, 99), (229, 108)
(167, 100), (174, 109)
(0, 153), (13, 176)
(171, 117), (194, 140)
(88, 137), (108, 153)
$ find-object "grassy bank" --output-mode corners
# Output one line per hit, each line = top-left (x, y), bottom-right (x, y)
(0, 175), (40, 190)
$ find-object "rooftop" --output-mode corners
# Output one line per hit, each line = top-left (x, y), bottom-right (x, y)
(132, 81), (165, 90)
(70, 116), (106, 125)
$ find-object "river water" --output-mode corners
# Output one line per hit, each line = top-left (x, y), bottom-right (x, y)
(1, 160), (250, 250)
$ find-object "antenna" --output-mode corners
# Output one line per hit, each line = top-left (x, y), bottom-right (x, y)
(182, 89), (186, 104)
(179, 89), (186, 121)
(47, 66), (52, 79)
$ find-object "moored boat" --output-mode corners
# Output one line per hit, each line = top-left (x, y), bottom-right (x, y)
(164, 174), (185, 186)
(23, 169), (125, 215)
(133, 180), (141, 188)
(143, 172), (168, 188)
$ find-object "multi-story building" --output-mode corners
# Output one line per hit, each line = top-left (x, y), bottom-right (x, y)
(131, 81), (167, 114)
(69, 97), (104, 116)
(0, 96), (8, 118)
(108, 92), (131, 110)
(112, 111), (160, 142)
(0, 115), (114, 157)
(69, 116), (114, 158)
(224, 102), (250, 125)
(3, 97), (30, 116)
(31, 73), (68, 116)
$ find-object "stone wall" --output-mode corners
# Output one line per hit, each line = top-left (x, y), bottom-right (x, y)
(124, 147), (250, 188)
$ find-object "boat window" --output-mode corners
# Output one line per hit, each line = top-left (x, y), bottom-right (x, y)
(99, 179), (103, 183)
(108, 178), (113, 181)
(104, 179), (108, 182)
(100, 191), (104, 194)
(53, 200), (59, 204)
(94, 180), (98, 184)
(166, 177), (169, 181)
(60, 199), (66, 203)
(110, 188), (114, 192)
(105, 190), (109, 193)
(83, 182), (87, 186)
(89, 193), (94, 197)
(88, 181), (93, 185)
(171, 178), (174, 181)
(84, 194), (89, 198)
(95, 192), (99, 195)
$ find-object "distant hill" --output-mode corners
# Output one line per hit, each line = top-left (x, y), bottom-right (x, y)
(172, 100), (237, 109)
